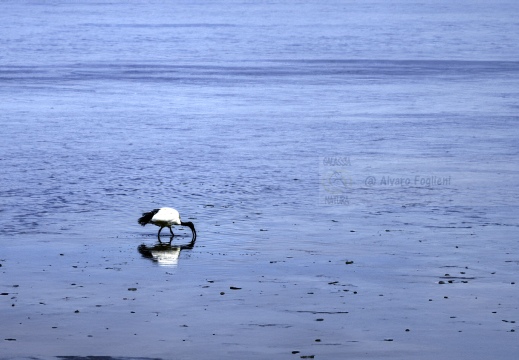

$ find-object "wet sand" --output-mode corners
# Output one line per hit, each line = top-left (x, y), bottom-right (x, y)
(2, 212), (518, 359)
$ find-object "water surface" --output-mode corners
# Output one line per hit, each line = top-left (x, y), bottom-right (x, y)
(1, 1), (518, 359)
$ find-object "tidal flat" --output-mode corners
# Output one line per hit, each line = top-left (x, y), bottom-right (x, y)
(1, 0), (519, 358)
(2, 211), (518, 359)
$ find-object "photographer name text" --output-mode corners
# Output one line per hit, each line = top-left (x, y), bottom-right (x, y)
(365, 175), (451, 187)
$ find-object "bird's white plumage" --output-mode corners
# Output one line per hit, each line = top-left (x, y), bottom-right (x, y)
(139, 206), (196, 240)
(151, 207), (181, 227)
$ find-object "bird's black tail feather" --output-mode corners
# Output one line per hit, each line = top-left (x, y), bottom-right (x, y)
(138, 209), (160, 226)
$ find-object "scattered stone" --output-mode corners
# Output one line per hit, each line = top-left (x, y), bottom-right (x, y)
(292, 351), (300, 354)
(316, 318), (324, 322)
(345, 261), (354, 265)
(438, 281), (445, 284)
(230, 286), (242, 290)
(384, 338), (394, 341)
(405, 329), (410, 332)
(314, 339), (321, 342)
(74, 310), (80, 313)
(220, 292), (225, 295)
(128, 288), (137, 291)
(4, 338), (16, 341)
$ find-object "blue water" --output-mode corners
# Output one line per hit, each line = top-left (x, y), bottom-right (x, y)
(1, 1), (519, 359)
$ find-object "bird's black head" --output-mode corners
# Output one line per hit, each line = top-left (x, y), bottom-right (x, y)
(181, 221), (196, 241)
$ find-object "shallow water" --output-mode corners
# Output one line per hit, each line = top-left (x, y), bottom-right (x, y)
(1, 1), (519, 359)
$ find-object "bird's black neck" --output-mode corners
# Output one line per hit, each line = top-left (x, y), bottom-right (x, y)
(181, 221), (196, 240)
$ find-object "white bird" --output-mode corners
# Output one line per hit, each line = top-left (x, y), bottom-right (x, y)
(138, 207), (196, 240)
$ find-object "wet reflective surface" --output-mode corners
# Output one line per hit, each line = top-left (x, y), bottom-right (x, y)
(138, 237), (196, 266)
(1, 1), (519, 359)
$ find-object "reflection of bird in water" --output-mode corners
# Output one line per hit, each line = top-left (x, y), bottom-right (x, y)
(138, 207), (196, 241)
(138, 237), (196, 266)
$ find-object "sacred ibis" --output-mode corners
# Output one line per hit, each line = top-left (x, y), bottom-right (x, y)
(138, 207), (196, 240)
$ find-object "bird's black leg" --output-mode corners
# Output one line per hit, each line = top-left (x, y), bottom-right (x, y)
(169, 226), (174, 237)
(157, 227), (164, 239)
